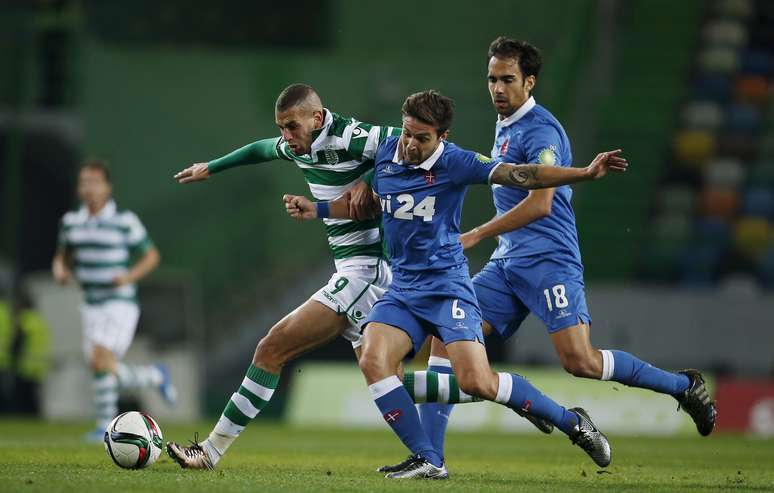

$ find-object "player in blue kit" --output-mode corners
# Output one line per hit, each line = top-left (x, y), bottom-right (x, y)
(284, 90), (628, 478)
(404, 37), (717, 464)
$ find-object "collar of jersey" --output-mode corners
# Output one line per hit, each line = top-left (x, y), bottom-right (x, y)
(309, 108), (334, 152)
(496, 96), (536, 128)
(392, 140), (444, 171)
(78, 199), (117, 222)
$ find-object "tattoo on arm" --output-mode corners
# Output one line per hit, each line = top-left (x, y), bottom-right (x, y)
(497, 164), (542, 189)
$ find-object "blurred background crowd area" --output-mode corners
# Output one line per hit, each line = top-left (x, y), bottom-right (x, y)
(0, 0), (772, 430)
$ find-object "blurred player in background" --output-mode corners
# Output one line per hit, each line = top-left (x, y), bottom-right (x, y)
(284, 90), (628, 477)
(52, 160), (176, 442)
(167, 84), (399, 469)
(404, 38), (716, 463)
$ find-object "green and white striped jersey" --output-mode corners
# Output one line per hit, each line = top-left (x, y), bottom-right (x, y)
(275, 109), (401, 270)
(57, 200), (153, 305)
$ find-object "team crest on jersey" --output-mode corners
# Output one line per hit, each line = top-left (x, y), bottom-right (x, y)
(499, 138), (509, 156)
(538, 146), (557, 166)
(324, 145), (339, 165)
(424, 170), (436, 185)
(475, 153), (493, 164)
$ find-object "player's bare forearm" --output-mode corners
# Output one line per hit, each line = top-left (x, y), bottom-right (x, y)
(121, 247), (160, 285)
(491, 163), (587, 189)
(51, 249), (72, 284)
(490, 149), (628, 189)
(469, 192), (551, 242)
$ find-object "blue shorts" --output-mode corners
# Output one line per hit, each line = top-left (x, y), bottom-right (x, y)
(366, 274), (484, 357)
(473, 256), (591, 339)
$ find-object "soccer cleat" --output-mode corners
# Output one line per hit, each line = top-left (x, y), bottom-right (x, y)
(675, 369), (717, 436)
(377, 454), (419, 473)
(384, 456), (448, 479)
(567, 407), (611, 468)
(155, 363), (178, 407)
(167, 434), (215, 470)
(514, 408), (554, 434)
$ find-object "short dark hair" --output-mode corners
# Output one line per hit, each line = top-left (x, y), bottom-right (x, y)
(487, 37), (542, 79)
(401, 90), (455, 135)
(80, 159), (111, 183)
(275, 83), (319, 112)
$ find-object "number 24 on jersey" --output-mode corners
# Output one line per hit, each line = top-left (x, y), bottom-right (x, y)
(380, 194), (436, 222)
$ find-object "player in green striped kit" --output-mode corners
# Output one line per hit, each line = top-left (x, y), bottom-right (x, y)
(52, 160), (177, 442)
(167, 83), (401, 469)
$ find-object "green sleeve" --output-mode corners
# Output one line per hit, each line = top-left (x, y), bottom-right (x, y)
(207, 137), (288, 174)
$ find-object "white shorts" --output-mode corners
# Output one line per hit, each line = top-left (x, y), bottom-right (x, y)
(311, 259), (392, 348)
(79, 300), (140, 360)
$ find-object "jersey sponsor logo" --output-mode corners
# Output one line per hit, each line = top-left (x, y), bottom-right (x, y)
(383, 409), (403, 423)
(499, 138), (509, 157)
(424, 170), (436, 185)
(476, 153), (493, 164)
(538, 146), (558, 166)
(324, 145), (339, 165)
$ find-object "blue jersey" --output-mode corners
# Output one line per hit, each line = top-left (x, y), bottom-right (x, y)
(373, 136), (499, 287)
(490, 97), (582, 266)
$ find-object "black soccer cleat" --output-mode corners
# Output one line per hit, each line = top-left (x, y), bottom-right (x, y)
(567, 407), (611, 468)
(675, 369), (717, 437)
(377, 454), (419, 473)
(384, 456), (448, 479)
(514, 408), (554, 434)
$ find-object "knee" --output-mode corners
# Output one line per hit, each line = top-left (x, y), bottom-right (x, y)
(559, 350), (601, 379)
(358, 350), (391, 383)
(457, 371), (498, 400)
(253, 334), (285, 372)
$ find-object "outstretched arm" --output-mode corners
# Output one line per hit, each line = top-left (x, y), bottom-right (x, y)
(490, 149), (628, 189)
(174, 138), (285, 184)
(283, 191), (381, 221)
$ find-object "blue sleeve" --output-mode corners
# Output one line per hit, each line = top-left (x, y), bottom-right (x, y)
(447, 147), (500, 186)
(522, 125), (566, 167)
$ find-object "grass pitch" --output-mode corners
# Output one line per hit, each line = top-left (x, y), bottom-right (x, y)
(0, 420), (772, 492)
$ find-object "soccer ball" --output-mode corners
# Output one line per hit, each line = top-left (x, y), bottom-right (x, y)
(104, 411), (164, 469)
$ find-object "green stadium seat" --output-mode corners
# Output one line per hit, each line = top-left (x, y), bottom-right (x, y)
(682, 101), (724, 130)
(748, 160), (774, 186)
(698, 47), (740, 74)
(714, 0), (754, 20)
(659, 185), (697, 215)
(705, 158), (745, 189)
(703, 18), (748, 48)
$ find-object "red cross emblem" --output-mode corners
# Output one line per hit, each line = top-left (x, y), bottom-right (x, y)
(424, 170), (436, 185)
(521, 400), (532, 413)
(384, 409), (403, 423)
(499, 138), (510, 157)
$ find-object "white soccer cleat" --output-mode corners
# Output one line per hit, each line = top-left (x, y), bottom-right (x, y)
(166, 435), (215, 470)
(384, 456), (448, 479)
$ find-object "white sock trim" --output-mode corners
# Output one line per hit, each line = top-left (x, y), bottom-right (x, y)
(214, 415), (244, 438)
(414, 371), (427, 402)
(427, 356), (452, 368)
(368, 375), (402, 400)
(495, 372), (513, 404)
(600, 349), (615, 381)
(241, 376), (275, 402)
(438, 373), (451, 403)
(231, 392), (259, 419)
